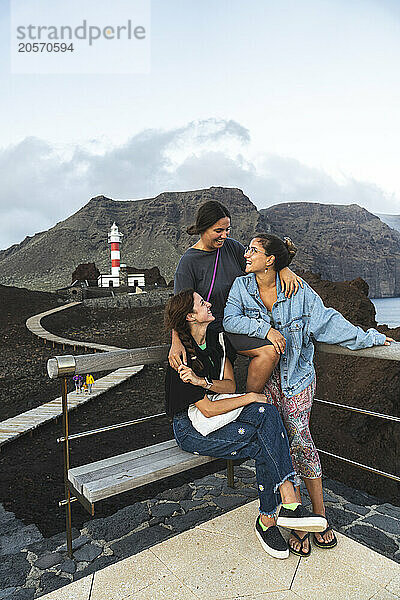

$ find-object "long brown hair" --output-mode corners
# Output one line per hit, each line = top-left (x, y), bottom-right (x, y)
(164, 289), (204, 372)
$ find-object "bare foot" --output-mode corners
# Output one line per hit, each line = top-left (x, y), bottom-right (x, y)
(314, 527), (335, 544)
(289, 530), (310, 553)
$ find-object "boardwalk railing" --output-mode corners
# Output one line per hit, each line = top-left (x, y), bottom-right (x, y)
(47, 341), (400, 556)
(47, 341), (400, 378)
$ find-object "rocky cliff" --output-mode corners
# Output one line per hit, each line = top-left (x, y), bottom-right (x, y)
(0, 188), (267, 291)
(261, 203), (400, 297)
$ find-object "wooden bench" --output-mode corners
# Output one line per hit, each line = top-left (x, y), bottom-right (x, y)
(68, 439), (233, 515)
(49, 346), (236, 557)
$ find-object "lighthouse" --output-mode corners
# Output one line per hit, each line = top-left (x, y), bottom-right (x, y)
(98, 223), (145, 289)
(108, 222), (123, 276)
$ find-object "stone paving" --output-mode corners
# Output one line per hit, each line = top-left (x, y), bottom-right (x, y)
(1, 461), (399, 599)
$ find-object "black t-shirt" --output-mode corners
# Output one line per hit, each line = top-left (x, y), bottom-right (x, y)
(174, 238), (246, 330)
(164, 329), (235, 418)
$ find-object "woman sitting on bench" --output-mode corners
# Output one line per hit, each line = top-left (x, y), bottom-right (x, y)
(164, 288), (327, 559)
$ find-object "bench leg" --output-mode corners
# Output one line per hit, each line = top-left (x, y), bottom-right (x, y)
(226, 459), (235, 488)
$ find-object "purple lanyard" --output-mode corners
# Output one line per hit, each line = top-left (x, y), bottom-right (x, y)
(206, 248), (220, 302)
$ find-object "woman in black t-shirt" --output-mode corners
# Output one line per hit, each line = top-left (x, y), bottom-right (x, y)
(169, 200), (303, 393)
(164, 289), (327, 559)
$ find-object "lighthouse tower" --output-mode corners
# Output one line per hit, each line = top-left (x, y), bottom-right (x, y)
(98, 222), (145, 289)
(108, 222), (123, 276)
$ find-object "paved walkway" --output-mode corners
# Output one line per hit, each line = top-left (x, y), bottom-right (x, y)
(2, 461), (399, 599)
(38, 500), (400, 600)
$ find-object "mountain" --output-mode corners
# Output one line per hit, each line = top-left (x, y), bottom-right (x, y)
(0, 188), (268, 291)
(1, 191), (400, 297)
(260, 203), (400, 298)
(376, 213), (400, 233)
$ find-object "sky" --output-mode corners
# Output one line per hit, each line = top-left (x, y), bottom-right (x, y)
(0, 0), (399, 250)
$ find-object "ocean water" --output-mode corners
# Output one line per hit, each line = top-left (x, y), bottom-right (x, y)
(371, 297), (400, 328)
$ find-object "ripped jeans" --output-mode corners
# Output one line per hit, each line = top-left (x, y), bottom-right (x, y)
(173, 402), (296, 516)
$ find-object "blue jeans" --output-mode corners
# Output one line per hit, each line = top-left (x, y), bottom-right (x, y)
(173, 402), (296, 516)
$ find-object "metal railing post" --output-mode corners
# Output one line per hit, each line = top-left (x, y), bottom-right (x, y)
(61, 376), (73, 558)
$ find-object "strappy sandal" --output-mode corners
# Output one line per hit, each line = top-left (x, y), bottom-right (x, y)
(288, 530), (311, 557)
(313, 525), (337, 549)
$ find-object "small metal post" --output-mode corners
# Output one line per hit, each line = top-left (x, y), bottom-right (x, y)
(61, 377), (73, 558)
(226, 459), (235, 488)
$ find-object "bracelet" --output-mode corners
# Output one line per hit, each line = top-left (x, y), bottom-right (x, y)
(204, 376), (213, 390)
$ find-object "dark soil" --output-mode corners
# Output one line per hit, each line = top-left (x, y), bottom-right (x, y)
(0, 281), (399, 539)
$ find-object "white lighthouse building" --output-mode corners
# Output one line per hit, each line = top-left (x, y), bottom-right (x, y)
(98, 223), (145, 288)
(109, 222), (123, 276)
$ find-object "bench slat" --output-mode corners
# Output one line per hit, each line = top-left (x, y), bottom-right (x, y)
(79, 450), (215, 503)
(70, 444), (187, 491)
(68, 439), (177, 484)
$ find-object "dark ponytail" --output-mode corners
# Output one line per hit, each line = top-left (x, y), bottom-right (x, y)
(254, 234), (297, 271)
(164, 289), (204, 373)
(187, 201), (231, 235)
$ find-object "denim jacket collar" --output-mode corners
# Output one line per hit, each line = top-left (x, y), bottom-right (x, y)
(247, 272), (287, 305)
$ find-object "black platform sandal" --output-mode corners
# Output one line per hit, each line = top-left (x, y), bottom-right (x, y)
(288, 530), (311, 557)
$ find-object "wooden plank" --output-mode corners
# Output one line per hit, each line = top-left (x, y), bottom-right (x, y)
(68, 440), (177, 483)
(70, 445), (186, 490)
(82, 452), (216, 502)
(315, 341), (400, 361)
(68, 481), (95, 516)
(47, 345), (168, 379)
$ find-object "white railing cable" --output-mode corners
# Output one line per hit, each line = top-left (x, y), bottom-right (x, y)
(313, 398), (400, 422)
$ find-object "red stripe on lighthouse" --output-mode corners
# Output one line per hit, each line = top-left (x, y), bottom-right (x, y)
(111, 242), (120, 251)
(112, 259), (120, 267)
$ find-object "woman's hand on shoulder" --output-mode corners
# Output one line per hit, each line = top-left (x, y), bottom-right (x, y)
(279, 267), (303, 298)
(177, 364), (203, 386)
(169, 337), (187, 370)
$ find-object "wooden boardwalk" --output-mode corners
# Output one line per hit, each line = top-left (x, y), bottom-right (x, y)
(0, 366), (142, 448)
(0, 302), (143, 449)
(25, 302), (121, 352)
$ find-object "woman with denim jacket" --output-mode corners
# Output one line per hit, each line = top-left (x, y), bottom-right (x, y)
(223, 233), (393, 556)
(169, 201), (302, 393)
(165, 288), (328, 559)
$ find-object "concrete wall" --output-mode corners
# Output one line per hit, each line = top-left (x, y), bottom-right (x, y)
(83, 289), (173, 309)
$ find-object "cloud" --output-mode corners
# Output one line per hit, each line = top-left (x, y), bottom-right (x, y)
(0, 119), (398, 249)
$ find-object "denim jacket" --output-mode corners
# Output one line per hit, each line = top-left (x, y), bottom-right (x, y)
(223, 273), (386, 397)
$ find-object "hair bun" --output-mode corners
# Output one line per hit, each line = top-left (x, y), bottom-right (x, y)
(283, 237), (297, 263)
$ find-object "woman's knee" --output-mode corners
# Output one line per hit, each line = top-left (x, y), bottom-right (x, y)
(249, 344), (280, 364)
(256, 402), (281, 423)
